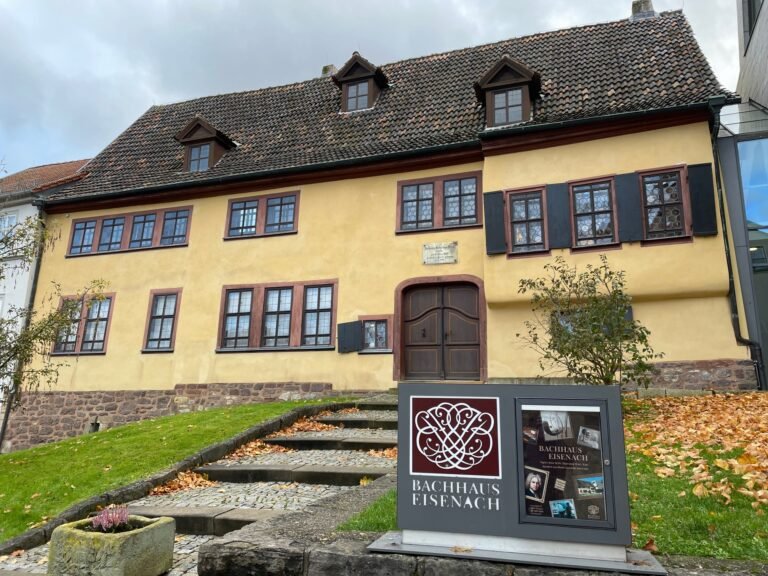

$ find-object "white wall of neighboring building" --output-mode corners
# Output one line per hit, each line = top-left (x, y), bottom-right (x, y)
(0, 201), (39, 318)
(737, 0), (768, 105)
(0, 200), (38, 446)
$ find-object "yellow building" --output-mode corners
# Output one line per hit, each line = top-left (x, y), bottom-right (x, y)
(6, 8), (760, 449)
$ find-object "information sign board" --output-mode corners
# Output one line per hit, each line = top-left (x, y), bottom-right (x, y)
(369, 383), (666, 575)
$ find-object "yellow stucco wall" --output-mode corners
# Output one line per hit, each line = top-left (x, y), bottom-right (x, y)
(35, 121), (749, 391)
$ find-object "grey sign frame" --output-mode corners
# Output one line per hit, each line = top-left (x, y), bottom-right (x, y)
(397, 383), (632, 547)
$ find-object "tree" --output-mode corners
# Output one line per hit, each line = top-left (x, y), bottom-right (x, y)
(517, 255), (662, 387)
(0, 214), (104, 449)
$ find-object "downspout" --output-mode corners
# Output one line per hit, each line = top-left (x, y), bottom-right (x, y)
(708, 96), (766, 390)
(0, 200), (46, 450)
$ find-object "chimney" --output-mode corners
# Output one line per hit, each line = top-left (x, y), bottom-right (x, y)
(630, 0), (658, 20)
(321, 64), (338, 78)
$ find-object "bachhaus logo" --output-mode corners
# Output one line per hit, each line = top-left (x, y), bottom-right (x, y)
(410, 396), (501, 479)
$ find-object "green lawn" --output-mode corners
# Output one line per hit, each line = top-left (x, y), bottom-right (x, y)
(339, 396), (768, 561)
(0, 399), (336, 542)
(338, 489), (396, 532)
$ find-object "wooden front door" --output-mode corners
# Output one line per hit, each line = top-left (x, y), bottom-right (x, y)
(402, 283), (481, 380)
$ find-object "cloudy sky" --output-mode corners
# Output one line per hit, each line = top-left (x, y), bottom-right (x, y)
(0, 0), (739, 176)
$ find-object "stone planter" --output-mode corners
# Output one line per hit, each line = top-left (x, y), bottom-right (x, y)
(47, 515), (175, 576)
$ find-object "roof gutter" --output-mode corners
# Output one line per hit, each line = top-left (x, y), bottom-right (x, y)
(0, 189), (35, 207)
(478, 99), (737, 141)
(44, 140), (481, 207)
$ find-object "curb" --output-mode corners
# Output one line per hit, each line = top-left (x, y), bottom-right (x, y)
(0, 399), (358, 556)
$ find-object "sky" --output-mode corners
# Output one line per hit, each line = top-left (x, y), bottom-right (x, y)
(0, 0), (740, 177)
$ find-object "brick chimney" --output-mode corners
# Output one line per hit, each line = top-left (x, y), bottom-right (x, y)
(321, 64), (338, 78)
(630, 0), (658, 20)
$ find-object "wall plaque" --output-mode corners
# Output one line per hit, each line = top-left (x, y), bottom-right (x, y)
(369, 383), (666, 575)
(422, 242), (458, 265)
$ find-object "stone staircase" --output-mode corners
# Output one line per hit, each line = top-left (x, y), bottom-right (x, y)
(0, 395), (399, 575)
(126, 397), (398, 537)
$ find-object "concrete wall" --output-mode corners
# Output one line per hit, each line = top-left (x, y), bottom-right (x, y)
(738, 0), (768, 105)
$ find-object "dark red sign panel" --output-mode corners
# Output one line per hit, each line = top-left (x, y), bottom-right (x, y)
(410, 396), (500, 478)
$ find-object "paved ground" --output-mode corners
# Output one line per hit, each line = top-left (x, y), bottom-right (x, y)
(269, 428), (397, 439)
(130, 480), (351, 509)
(217, 448), (397, 468)
(317, 409), (395, 421)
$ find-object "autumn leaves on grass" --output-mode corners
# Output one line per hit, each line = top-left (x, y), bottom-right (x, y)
(626, 392), (768, 511)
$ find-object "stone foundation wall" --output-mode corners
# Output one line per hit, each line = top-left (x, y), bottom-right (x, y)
(493, 359), (759, 393)
(644, 359), (758, 392)
(3, 382), (348, 452)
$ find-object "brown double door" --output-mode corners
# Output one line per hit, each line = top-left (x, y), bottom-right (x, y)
(402, 283), (481, 380)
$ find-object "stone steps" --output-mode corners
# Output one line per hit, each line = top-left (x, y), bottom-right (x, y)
(263, 436), (397, 451)
(315, 416), (398, 429)
(195, 463), (391, 485)
(126, 506), (284, 536)
(355, 400), (398, 411)
(0, 399), (400, 575)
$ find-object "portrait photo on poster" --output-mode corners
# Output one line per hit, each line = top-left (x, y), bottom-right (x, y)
(520, 404), (608, 524)
(524, 465), (549, 503)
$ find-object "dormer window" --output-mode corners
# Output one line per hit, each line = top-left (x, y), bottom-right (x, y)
(332, 52), (388, 113)
(189, 143), (211, 172)
(347, 81), (370, 111)
(174, 115), (235, 173)
(475, 55), (540, 128)
(493, 88), (523, 125)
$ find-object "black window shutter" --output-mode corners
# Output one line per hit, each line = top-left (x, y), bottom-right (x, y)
(688, 163), (718, 236)
(337, 321), (363, 353)
(615, 173), (644, 243)
(483, 191), (507, 255)
(546, 183), (572, 249)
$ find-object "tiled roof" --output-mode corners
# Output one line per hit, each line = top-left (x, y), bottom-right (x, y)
(48, 11), (731, 203)
(0, 159), (89, 197)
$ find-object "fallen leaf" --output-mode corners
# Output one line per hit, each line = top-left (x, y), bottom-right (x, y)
(150, 471), (218, 496)
(368, 447), (398, 459)
(267, 417), (341, 437)
(226, 439), (294, 460)
(654, 467), (676, 478)
(450, 546), (473, 553)
(692, 484), (709, 498)
(642, 538), (658, 553)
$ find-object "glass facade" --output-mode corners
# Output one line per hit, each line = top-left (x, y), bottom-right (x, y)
(738, 138), (768, 231)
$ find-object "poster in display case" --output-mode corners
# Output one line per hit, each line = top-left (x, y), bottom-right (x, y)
(519, 403), (612, 526)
